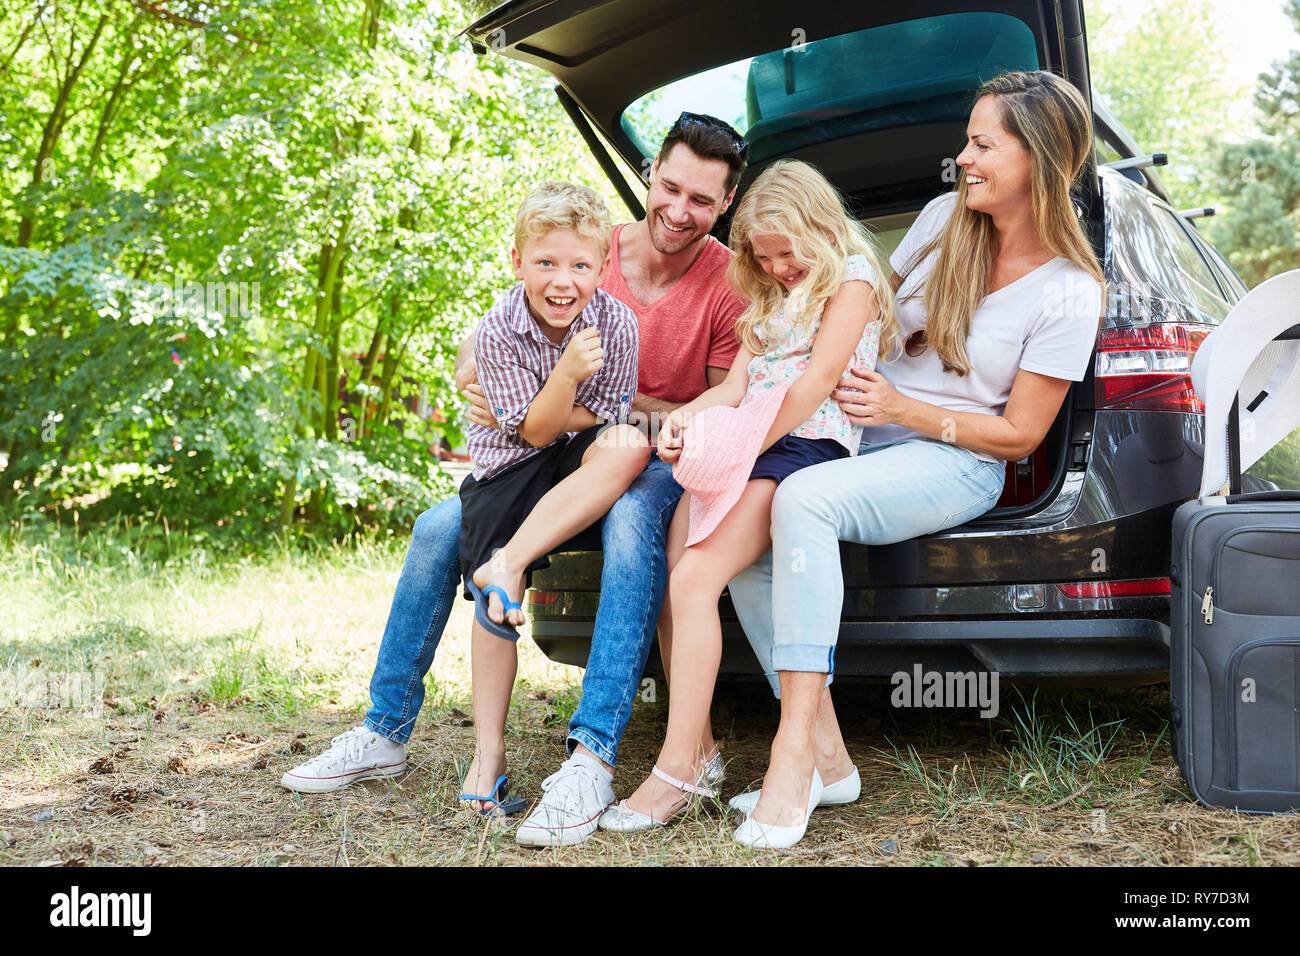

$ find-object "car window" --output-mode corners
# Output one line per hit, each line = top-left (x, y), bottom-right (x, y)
(620, 12), (1041, 163)
(1154, 207), (1226, 302)
(1189, 225), (1250, 299)
(1094, 133), (1123, 166)
(1247, 423), (1300, 492)
(1108, 190), (1231, 324)
(861, 210), (917, 264)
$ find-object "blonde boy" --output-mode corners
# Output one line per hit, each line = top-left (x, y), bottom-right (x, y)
(456, 182), (647, 813)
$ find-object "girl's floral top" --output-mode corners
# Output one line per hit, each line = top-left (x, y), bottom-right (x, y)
(741, 253), (880, 453)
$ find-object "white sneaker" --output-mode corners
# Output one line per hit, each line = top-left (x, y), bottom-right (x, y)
(514, 753), (614, 847)
(280, 727), (406, 793)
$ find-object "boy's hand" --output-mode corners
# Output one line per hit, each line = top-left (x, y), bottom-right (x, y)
(555, 327), (604, 385)
(657, 409), (689, 463)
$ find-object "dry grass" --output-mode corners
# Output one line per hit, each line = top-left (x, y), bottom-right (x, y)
(2, 524), (1298, 867)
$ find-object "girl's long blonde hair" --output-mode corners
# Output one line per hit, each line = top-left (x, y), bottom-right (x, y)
(901, 70), (1105, 376)
(727, 160), (898, 360)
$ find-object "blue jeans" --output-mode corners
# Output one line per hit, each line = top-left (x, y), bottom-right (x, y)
(364, 497), (463, 743)
(365, 455), (683, 767)
(728, 438), (1006, 697)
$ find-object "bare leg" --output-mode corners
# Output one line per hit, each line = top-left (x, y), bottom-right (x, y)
(656, 498), (720, 765)
(750, 671), (825, 826)
(474, 425), (649, 627)
(813, 685), (854, 783)
(623, 480), (778, 821)
(461, 618), (517, 811)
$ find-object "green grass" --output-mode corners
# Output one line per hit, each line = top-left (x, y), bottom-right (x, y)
(0, 516), (427, 724)
(874, 686), (1172, 821)
(997, 688), (1126, 805)
(4, 515), (1294, 868)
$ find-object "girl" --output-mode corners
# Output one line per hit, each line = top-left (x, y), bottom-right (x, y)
(597, 159), (899, 832)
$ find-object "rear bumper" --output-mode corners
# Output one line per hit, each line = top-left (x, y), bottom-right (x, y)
(529, 613), (1170, 686)
(524, 407), (1195, 686)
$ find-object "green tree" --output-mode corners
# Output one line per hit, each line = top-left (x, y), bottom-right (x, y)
(0, 0), (622, 538)
(1207, 0), (1300, 287)
(1084, 0), (1243, 209)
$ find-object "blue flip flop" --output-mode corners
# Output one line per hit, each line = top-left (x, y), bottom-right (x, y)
(458, 773), (527, 817)
(466, 580), (522, 642)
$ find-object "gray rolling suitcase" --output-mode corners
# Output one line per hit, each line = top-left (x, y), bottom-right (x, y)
(1171, 374), (1300, 812)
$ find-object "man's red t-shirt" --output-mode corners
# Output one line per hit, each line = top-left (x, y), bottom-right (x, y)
(600, 223), (744, 405)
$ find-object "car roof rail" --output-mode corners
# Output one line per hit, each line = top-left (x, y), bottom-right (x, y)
(1103, 153), (1168, 173)
(1178, 207), (1216, 221)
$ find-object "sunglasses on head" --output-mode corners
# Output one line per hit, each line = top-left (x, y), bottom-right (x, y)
(672, 111), (750, 160)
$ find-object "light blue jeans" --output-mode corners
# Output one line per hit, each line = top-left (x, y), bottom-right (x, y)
(728, 438), (1006, 696)
(364, 455), (682, 767)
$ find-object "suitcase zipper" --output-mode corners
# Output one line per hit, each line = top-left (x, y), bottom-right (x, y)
(1207, 526), (1300, 622)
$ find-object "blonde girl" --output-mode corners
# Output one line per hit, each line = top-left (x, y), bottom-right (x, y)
(597, 159), (898, 832)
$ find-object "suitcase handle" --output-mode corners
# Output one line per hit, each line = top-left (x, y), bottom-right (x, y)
(1225, 490), (1300, 504)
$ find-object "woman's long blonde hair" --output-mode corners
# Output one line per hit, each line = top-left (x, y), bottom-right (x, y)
(727, 160), (898, 360)
(900, 70), (1104, 376)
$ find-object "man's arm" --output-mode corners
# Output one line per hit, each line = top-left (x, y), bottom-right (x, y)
(454, 333), (477, 391)
(632, 366), (728, 415)
(455, 333), (505, 431)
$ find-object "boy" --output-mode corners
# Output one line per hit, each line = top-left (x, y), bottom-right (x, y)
(456, 182), (648, 813)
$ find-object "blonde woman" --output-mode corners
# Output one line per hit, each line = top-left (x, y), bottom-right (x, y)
(597, 160), (898, 833)
(727, 71), (1105, 849)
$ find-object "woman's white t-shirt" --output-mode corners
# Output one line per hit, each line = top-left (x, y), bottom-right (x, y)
(861, 191), (1103, 463)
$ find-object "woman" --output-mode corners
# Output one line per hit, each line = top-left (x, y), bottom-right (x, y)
(728, 70), (1105, 849)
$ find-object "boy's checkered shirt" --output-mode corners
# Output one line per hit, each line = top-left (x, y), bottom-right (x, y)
(469, 283), (638, 481)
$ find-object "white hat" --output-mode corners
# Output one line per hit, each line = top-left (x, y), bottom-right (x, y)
(1191, 269), (1300, 499)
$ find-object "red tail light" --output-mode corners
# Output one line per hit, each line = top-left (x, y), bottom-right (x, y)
(1094, 323), (1212, 413)
(527, 590), (560, 605)
(1057, 578), (1171, 598)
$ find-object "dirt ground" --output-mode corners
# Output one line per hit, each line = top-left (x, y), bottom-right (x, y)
(4, 661), (1297, 867)
(2, 536), (1296, 867)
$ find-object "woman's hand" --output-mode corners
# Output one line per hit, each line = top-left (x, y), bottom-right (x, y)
(656, 409), (690, 463)
(832, 367), (908, 427)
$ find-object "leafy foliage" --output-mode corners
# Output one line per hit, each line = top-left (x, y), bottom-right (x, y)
(1085, 0), (1244, 209)
(0, 0), (621, 541)
(1207, 0), (1300, 287)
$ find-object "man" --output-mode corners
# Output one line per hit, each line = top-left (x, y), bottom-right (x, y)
(281, 112), (748, 847)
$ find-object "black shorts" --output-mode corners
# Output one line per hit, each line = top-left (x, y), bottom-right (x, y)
(750, 435), (849, 483)
(458, 426), (606, 597)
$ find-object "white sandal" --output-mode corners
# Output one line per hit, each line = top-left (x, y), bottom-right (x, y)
(598, 764), (719, 833)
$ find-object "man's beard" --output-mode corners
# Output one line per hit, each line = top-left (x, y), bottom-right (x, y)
(648, 210), (701, 254)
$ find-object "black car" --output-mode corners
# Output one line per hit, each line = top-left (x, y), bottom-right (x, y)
(463, 0), (1300, 684)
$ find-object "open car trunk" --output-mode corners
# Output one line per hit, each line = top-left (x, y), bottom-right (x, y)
(465, 0), (1101, 519)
